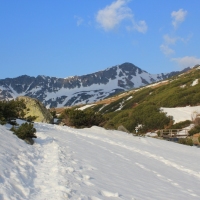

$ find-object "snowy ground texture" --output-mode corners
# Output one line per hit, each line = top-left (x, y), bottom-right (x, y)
(1, 107), (200, 200)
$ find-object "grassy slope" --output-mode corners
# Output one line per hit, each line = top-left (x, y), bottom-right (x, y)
(89, 67), (200, 133)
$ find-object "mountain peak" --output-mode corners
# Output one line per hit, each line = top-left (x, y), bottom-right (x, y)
(0, 63), (190, 108)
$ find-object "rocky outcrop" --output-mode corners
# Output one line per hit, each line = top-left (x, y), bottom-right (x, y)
(17, 96), (53, 123)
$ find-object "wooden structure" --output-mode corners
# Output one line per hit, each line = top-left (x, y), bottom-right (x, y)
(160, 129), (189, 139)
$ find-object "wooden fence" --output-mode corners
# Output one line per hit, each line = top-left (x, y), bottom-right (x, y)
(160, 129), (189, 138)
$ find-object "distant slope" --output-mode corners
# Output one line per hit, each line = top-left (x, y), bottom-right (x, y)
(0, 63), (189, 108)
(79, 65), (200, 132)
(91, 65), (200, 112)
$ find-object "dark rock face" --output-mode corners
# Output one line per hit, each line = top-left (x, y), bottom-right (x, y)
(0, 62), (189, 108)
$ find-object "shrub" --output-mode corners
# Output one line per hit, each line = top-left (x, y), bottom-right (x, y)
(60, 108), (106, 128)
(170, 120), (191, 129)
(8, 120), (18, 126)
(26, 115), (38, 122)
(0, 99), (26, 121)
(103, 103), (171, 133)
(188, 125), (200, 136)
(104, 121), (116, 130)
(11, 122), (37, 140)
(178, 138), (193, 146)
(50, 110), (57, 118)
(129, 104), (171, 133)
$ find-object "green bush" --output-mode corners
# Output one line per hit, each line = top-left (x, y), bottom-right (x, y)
(170, 120), (191, 129)
(103, 103), (171, 133)
(11, 122), (37, 139)
(188, 125), (200, 136)
(104, 121), (116, 130)
(26, 115), (38, 122)
(60, 108), (106, 128)
(0, 99), (26, 121)
(8, 120), (18, 126)
(178, 138), (193, 146)
(129, 104), (171, 132)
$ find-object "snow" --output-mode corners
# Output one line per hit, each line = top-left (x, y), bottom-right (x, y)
(145, 132), (158, 137)
(1, 107), (200, 199)
(126, 96), (133, 101)
(180, 84), (186, 88)
(161, 106), (200, 123)
(191, 79), (198, 86)
(78, 104), (95, 110)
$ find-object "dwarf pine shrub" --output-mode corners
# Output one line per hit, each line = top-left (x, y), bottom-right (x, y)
(178, 138), (193, 146)
(60, 108), (106, 128)
(11, 122), (37, 140)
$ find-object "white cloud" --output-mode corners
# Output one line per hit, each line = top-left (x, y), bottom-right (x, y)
(171, 9), (187, 29)
(160, 34), (177, 56)
(74, 15), (84, 26)
(171, 56), (200, 68)
(160, 44), (175, 56)
(96, 0), (147, 33)
(160, 9), (191, 57)
(131, 20), (148, 34)
(163, 34), (177, 45)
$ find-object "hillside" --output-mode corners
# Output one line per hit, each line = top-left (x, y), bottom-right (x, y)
(1, 119), (200, 200)
(59, 65), (200, 133)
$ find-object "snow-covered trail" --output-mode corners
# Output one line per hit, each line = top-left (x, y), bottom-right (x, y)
(34, 124), (200, 200)
(1, 123), (200, 200)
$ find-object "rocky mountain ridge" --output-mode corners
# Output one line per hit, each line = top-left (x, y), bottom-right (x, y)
(0, 62), (190, 108)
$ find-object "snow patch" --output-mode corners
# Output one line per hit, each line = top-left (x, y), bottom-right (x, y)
(78, 104), (95, 110)
(191, 79), (198, 86)
(161, 106), (200, 123)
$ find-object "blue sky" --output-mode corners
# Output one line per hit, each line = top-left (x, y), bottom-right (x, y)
(0, 0), (200, 79)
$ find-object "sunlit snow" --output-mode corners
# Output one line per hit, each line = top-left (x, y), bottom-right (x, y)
(191, 79), (198, 86)
(1, 107), (200, 199)
(161, 106), (200, 123)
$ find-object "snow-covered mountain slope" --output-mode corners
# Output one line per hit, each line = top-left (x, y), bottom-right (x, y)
(1, 117), (200, 199)
(0, 63), (189, 108)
